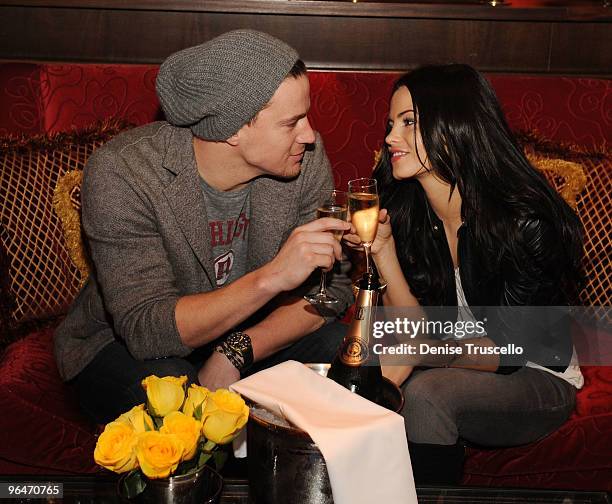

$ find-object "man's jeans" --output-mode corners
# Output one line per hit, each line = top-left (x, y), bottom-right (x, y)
(73, 322), (346, 424)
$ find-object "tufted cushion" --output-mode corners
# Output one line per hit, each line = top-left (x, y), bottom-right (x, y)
(0, 327), (100, 473)
(0, 121), (130, 330)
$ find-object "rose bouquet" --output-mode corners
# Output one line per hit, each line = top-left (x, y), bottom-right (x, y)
(94, 375), (248, 499)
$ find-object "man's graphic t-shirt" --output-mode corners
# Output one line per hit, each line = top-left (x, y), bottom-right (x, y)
(199, 177), (251, 287)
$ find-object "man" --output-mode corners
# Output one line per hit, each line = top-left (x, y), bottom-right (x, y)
(54, 30), (353, 423)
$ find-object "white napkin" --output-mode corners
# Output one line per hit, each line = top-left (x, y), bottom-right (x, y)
(231, 360), (417, 504)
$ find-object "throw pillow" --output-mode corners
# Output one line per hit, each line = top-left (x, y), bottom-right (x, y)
(525, 153), (587, 211)
(53, 170), (90, 285)
(0, 120), (131, 330)
(517, 131), (611, 310)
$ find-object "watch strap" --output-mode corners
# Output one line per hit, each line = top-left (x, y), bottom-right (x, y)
(215, 331), (254, 374)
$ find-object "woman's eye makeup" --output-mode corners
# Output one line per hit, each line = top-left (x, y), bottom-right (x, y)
(387, 115), (416, 129)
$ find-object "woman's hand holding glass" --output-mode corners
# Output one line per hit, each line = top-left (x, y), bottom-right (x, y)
(346, 177), (399, 279)
(344, 207), (394, 259)
(347, 178), (380, 276)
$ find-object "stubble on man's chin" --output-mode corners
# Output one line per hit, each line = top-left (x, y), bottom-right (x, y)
(280, 167), (302, 181)
(259, 162), (302, 183)
(280, 158), (304, 180)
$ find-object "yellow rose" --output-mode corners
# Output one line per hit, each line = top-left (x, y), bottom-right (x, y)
(94, 421), (139, 473)
(135, 431), (184, 479)
(160, 411), (201, 461)
(115, 404), (155, 434)
(141, 375), (187, 417)
(201, 389), (249, 445)
(182, 384), (210, 419)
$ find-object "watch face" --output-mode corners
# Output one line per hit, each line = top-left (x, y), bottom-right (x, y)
(225, 332), (253, 372)
(228, 333), (248, 352)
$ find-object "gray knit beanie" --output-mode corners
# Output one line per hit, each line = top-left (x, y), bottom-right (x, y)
(156, 30), (299, 141)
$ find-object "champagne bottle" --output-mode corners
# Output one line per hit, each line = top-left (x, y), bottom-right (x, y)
(327, 271), (384, 403)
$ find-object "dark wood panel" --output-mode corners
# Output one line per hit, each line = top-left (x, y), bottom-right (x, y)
(549, 22), (612, 73)
(0, 0), (610, 22)
(0, 7), (549, 69)
(0, 3), (609, 74)
(292, 17), (553, 72)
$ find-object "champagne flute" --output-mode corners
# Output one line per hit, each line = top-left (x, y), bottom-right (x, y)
(348, 178), (379, 277)
(304, 190), (348, 305)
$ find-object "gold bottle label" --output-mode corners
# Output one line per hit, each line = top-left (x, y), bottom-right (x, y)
(339, 287), (378, 367)
(339, 337), (369, 366)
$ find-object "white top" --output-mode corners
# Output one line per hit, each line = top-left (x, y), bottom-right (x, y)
(454, 268), (583, 389)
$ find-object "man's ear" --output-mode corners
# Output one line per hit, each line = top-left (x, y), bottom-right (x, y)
(226, 133), (240, 147)
(228, 118), (256, 147)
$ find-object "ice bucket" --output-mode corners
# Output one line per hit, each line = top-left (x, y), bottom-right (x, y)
(246, 363), (404, 504)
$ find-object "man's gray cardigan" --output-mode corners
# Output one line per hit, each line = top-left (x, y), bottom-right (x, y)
(54, 122), (352, 381)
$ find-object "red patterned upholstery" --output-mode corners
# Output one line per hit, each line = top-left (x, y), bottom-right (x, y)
(576, 365), (612, 417)
(463, 411), (612, 490)
(1, 63), (609, 150)
(0, 63), (610, 488)
(0, 327), (100, 474)
(464, 360), (612, 490)
(310, 72), (612, 188)
(40, 65), (161, 134)
(3, 64), (608, 194)
(308, 72), (397, 186)
(0, 63), (43, 137)
(489, 75), (610, 151)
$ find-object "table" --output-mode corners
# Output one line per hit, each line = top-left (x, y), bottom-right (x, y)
(0, 476), (610, 503)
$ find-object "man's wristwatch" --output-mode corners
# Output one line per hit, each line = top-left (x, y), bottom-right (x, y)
(215, 331), (254, 374)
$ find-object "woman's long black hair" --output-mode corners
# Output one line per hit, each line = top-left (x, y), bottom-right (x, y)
(373, 64), (583, 304)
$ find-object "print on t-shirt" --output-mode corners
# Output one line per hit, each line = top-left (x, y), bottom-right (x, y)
(214, 250), (234, 286)
(211, 213), (250, 286)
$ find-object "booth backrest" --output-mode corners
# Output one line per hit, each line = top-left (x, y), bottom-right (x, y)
(0, 63), (610, 328)
(1, 64), (610, 173)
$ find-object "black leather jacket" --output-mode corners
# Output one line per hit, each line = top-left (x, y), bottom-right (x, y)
(408, 204), (573, 372)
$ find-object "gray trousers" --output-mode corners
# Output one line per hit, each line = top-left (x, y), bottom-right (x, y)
(401, 366), (576, 447)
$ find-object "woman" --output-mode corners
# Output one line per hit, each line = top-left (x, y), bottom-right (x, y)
(346, 64), (584, 484)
